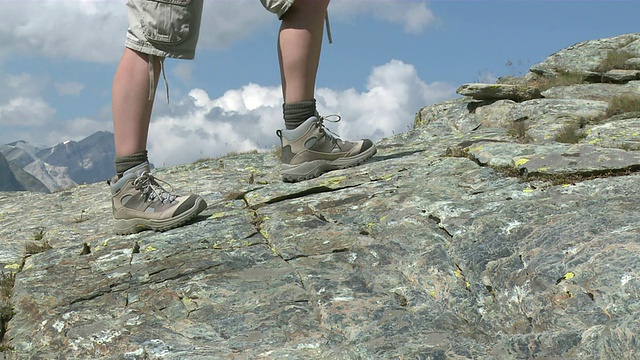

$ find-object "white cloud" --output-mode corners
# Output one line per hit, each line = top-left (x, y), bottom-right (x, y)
(0, 1), (126, 63)
(0, 72), (48, 99)
(55, 81), (85, 96)
(0, 66), (110, 144)
(330, 1), (438, 34)
(0, 70), (56, 141)
(146, 60), (456, 167)
(41, 117), (113, 145)
(0, 1), (270, 63)
(317, 59), (456, 138)
(0, 97), (55, 127)
(0, 0), (436, 63)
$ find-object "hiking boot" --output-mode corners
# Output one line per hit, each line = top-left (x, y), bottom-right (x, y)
(108, 162), (207, 234)
(277, 115), (376, 182)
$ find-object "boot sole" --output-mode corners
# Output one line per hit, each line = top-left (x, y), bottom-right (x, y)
(114, 197), (208, 235)
(281, 145), (377, 183)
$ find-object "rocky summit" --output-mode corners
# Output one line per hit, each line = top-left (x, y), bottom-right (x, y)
(1, 33), (640, 359)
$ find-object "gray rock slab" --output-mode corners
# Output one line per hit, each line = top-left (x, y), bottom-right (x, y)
(508, 98), (609, 143)
(530, 33), (640, 76)
(602, 69), (640, 83)
(457, 83), (542, 101)
(414, 97), (481, 133)
(584, 117), (640, 150)
(464, 142), (574, 168)
(541, 81), (640, 101)
(515, 144), (640, 176)
(625, 57), (640, 69)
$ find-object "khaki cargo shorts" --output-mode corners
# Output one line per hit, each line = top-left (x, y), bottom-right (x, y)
(260, 0), (294, 19)
(125, 0), (294, 59)
(125, 0), (204, 59)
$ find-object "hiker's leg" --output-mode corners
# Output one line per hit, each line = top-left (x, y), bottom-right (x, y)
(278, 0), (329, 103)
(112, 48), (160, 157)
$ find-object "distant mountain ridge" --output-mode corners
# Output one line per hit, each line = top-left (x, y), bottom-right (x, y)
(0, 152), (25, 191)
(0, 131), (116, 193)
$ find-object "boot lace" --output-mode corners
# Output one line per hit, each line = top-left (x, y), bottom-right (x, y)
(133, 172), (177, 205)
(316, 114), (343, 148)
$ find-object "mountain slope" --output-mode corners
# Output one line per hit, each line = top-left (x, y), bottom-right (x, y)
(36, 131), (115, 185)
(1, 131), (117, 192)
(0, 152), (24, 191)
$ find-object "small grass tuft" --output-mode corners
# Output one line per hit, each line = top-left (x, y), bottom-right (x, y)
(532, 71), (586, 92)
(25, 240), (52, 255)
(223, 190), (246, 201)
(0, 272), (15, 300)
(1, 271), (16, 350)
(26, 228), (52, 255)
(508, 118), (532, 143)
(33, 228), (45, 241)
(554, 121), (587, 144)
(606, 94), (640, 117)
(73, 210), (88, 224)
(273, 144), (282, 160)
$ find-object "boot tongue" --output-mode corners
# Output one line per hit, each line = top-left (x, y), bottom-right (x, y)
(123, 161), (151, 177)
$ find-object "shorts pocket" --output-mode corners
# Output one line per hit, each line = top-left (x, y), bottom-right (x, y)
(141, 0), (193, 45)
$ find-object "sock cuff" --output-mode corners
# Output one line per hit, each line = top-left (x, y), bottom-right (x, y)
(283, 99), (317, 130)
(115, 150), (149, 177)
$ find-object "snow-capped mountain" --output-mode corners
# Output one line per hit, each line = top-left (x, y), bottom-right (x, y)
(0, 131), (116, 193)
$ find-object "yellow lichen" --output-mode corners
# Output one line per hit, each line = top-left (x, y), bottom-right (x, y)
(210, 212), (227, 219)
(321, 176), (347, 187)
(4, 263), (20, 270)
(514, 158), (529, 167)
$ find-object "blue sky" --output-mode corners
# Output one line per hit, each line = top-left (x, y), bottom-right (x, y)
(0, 0), (638, 167)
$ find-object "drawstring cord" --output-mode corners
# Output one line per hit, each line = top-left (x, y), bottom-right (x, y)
(325, 12), (332, 44)
(147, 54), (170, 103)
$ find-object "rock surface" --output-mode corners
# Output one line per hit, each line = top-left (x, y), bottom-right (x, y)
(1, 34), (640, 359)
(456, 83), (542, 102)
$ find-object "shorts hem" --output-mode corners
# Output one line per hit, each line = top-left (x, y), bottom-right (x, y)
(276, 1), (294, 19)
(125, 35), (195, 60)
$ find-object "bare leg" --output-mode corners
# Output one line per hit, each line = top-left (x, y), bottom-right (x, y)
(112, 48), (161, 156)
(278, 0), (330, 103)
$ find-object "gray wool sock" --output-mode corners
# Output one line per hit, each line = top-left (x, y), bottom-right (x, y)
(115, 150), (148, 178)
(283, 99), (317, 130)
